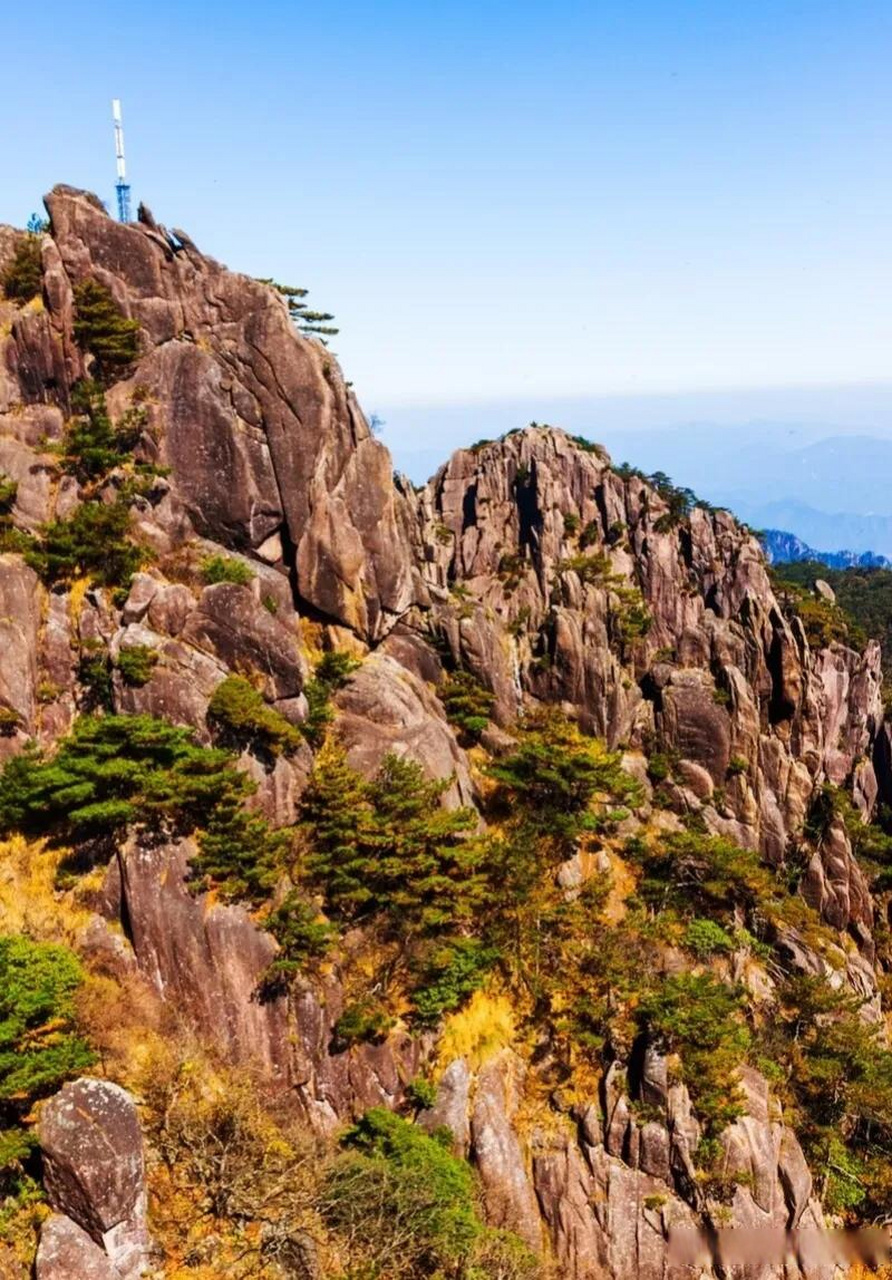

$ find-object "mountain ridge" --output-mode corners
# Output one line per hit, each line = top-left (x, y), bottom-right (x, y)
(1, 188), (891, 1280)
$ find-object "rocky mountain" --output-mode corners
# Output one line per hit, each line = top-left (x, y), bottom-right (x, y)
(760, 529), (891, 570)
(2, 188), (892, 1279)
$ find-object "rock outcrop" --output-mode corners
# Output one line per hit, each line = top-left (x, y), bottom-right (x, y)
(38, 1079), (151, 1279)
(3, 190), (891, 1279)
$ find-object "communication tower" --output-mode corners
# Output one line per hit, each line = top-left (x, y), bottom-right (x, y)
(112, 99), (132, 223)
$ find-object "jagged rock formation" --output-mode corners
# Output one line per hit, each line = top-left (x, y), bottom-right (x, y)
(2, 188), (891, 1278)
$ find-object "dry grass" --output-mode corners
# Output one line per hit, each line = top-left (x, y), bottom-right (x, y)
(436, 988), (516, 1074)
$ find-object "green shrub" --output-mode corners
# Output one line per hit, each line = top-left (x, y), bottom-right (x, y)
(0, 936), (94, 1189)
(579, 520), (600, 550)
(557, 551), (613, 585)
(199, 554), (255, 586)
(684, 917), (734, 958)
(77, 641), (114, 710)
(406, 1076), (438, 1110)
(1, 235), (42, 302)
(302, 746), (484, 935)
(72, 278), (141, 381)
(333, 1000), (394, 1047)
(261, 890), (334, 979)
(208, 675), (302, 755)
(0, 474), (17, 516)
(300, 651), (360, 747)
(488, 712), (640, 849)
(563, 512), (580, 536)
(324, 1109), (480, 1274)
(646, 752), (672, 783)
(117, 644), (158, 687)
(439, 670), (495, 742)
(58, 381), (142, 483)
(410, 937), (499, 1026)
(727, 755), (748, 777)
(25, 498), (143, 588)
(639, 972), (749, 1137)
(189, 794), (288, 903)
(0, 713), (249, 843)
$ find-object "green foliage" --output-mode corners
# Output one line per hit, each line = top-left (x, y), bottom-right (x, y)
(488, 713), (640, 850)
(324, 1109), (480, 1275)
(72, 278), (141, 380)
(773, 560), (890, 666)
(0, 936), (94, 1188)
(0, 474), (18, 515)
(302, 746), (483, 935)
(190, 793), (289, 903)
(579, 520), (600, 550)
(333, 1000), (395, 1047)
(563, 512), (580, 535)
(628, 828), (786, 929)
(77, 641), (114, 710)
(300, 650), (360, 747)
(757, 974), (892, 1216)
(57, 381), (142, 483)
(770, 569), (862, 650)
(208, 675), (302, 756)
(684, 917), (734, 958)
(406, 1076), (438, 1110)
(410, 938), (499, 1026)
(117, 644), (158, 687)
(262, 891), (334, 979)
(200, 554), (255, 586)
(0, 707), (19, 736)
(25, 497), (143, 588)
(1, 234), (42, 302)
(567, 434), (605, 456)
(0, 714), (249, 843)
(260, 279), (339, 341)
(639, 972), (749, 1136)
(439, 670), (495, 742)
(557, 550), (613, 584)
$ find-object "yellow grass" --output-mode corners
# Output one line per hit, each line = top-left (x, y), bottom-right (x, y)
(436, 988), (516, 1074)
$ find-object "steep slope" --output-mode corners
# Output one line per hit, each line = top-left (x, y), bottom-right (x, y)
(0, 193), (891, 1280)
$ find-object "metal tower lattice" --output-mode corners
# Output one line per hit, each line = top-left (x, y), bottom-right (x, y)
(112, 99), (132, 223)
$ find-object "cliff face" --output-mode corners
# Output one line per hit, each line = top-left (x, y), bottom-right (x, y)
(1, 189), (890, 1280)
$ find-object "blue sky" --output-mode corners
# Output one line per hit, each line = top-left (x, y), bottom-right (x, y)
(3, 0), (891, 462)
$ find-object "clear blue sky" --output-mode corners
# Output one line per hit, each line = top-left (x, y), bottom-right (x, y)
(3, 0), (891, 432)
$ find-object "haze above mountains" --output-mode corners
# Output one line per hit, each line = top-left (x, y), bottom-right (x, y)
(382, 382), (892, 558)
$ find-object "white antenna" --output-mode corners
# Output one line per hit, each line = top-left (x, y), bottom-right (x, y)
(111, 99), (132, 222)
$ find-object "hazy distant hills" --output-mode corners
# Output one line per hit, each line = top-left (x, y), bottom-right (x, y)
(759, 529), (891, 569)
(578, 426), (892, 558)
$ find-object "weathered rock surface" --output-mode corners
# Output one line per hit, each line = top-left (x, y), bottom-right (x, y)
(333, 653), (475, 807)
(33, 186), (419, 640)
(414, 428), (885, 902)
(35, 1215), (119, 1280)
(38, 1079), (150, 1278)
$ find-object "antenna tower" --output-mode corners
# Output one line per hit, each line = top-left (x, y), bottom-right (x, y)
(112, 99), (132, 223)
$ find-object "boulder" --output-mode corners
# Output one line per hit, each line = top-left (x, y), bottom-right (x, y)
(35, 1215), (118, 1280)
(38, 1079), (150, 1278)
(333, 653), (475, 808)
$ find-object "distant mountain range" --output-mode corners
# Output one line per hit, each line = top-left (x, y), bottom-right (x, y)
(759, 529), (891, 570)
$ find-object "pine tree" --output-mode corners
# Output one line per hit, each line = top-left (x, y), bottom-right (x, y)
(72, 279), (141, 380)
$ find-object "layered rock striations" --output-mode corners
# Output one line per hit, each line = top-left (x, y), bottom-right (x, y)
(1, 189), (890, 1277)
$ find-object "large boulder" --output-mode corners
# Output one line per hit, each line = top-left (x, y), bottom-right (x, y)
(38, 1079), (150, 1278)
(333, 653), (475, 808)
